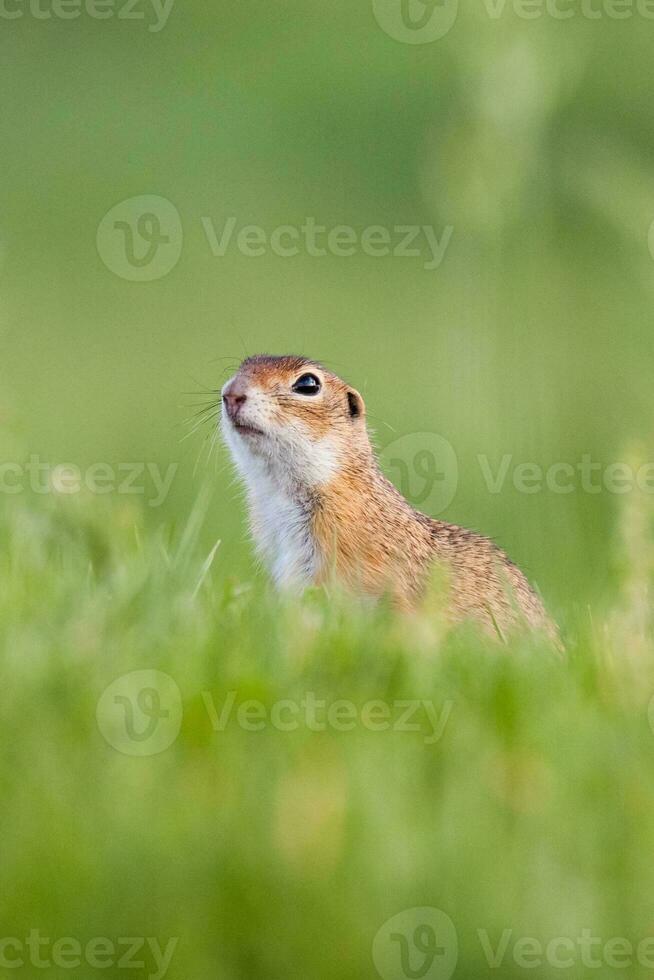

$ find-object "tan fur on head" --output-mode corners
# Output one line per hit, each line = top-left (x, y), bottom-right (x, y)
(220, 354), (559, 643)
(224, 354), (366, 448)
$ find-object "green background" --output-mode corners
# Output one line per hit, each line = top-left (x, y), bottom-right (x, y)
(3, 5), (654, 979)
(2, 0), (654, 615)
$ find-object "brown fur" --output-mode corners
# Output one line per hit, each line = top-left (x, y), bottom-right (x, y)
(227, 355), (558, 642)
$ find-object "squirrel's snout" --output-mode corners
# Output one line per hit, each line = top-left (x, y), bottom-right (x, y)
(222, 383), (248, 421)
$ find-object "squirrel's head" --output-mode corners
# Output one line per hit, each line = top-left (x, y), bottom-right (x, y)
(221, 354), (369, 489)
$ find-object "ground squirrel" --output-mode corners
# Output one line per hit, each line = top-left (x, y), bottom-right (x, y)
(221, 355), (557, 641)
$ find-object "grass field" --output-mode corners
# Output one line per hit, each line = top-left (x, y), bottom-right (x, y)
(2, 1), (654, 976)
(2, 486), (654, 980)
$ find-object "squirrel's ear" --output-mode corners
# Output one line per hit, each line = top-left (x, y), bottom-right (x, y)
(346, 389), (364, 419)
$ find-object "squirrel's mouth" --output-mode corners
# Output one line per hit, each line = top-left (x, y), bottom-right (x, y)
(232, 419), (264, 437)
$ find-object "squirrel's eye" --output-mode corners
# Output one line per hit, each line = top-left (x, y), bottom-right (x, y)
(292, 373), (321, 396)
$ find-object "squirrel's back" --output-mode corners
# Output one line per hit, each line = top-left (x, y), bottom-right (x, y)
(312, 467), (556, 640)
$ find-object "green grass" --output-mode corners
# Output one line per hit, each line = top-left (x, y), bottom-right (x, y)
(2, 3), (654, 976)
(2, 490), (654, 979)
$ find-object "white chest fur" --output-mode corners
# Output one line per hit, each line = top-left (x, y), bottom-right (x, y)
(222, 402), (342, 591)
(247, 476), (319, 590)
(223, 425), (326, 591)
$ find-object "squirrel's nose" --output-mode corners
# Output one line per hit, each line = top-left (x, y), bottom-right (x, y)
(222, 384), (247, 419)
